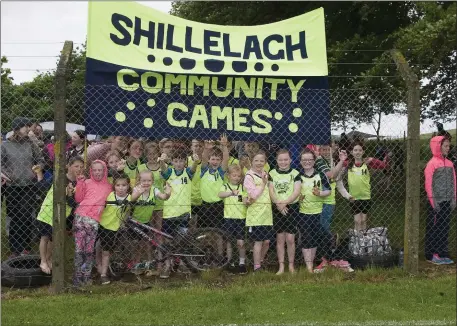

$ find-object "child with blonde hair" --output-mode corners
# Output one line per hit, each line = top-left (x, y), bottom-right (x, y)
(243, 150), (273, 272)
(218, 164), (248, 274)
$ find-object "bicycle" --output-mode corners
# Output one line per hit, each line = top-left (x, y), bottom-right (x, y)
(108, 216), (230, 279)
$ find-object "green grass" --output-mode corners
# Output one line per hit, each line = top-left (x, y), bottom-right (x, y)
(420, 129), (456, 140)
(2, 271), (456, 326)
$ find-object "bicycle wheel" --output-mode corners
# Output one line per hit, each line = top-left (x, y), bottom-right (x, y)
(181, 228), (230, 272)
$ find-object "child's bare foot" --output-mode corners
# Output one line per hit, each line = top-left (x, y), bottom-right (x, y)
(289, 263), (295, 274)
(47, 260), (53, 270)
(276, 262), (285, 275)
(40, 262), (51, 274)
(96, 264), (103, 275)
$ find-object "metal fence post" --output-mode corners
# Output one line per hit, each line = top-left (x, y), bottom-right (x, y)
(390, 49), (421, 274)
(52, 40), (73, 293)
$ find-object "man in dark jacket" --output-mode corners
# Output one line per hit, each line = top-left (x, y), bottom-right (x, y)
(1, 117), (45, 256)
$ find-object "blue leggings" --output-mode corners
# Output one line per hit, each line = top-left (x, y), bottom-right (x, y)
(320, 204), (335, 233)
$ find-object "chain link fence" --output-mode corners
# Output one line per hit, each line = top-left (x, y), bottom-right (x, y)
(1, 80), (456, 289)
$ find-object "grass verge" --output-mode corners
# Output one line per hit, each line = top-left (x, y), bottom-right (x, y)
(2, 267), (456, 326)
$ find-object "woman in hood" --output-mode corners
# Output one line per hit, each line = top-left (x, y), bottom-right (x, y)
(73, 160), (112, 286)
(424, 136), (456, 265)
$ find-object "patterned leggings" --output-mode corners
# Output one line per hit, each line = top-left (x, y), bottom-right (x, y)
(73, 215), (99, 286)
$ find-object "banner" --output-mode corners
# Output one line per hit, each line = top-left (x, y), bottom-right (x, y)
(85, 1), (330, 144)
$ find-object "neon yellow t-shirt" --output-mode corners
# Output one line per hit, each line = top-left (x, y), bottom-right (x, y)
(124, 159), (141, 188)
(187, 156), (202, 206)
(268, 168), (301, 204)
(299, 172), (329, 215)
(37, 186), (72, 226)
(323, 180), (336, 205)
(163, 168), (192, 219)
(219, 183), (247, 219)
(100, 192), (131, 231)
(138, 163), (165, 211)
(201, 166), (225, 203)
(348, 163), (371, 200)
(132, 188), (159, 223)
(244, 173), (273, 227)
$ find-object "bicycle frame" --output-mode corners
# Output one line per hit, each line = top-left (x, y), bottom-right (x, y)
(125, 218), (205, 260)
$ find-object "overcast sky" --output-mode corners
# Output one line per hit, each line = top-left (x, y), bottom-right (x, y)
(1, 1), (172, 84)
(1, 1), (453, 136)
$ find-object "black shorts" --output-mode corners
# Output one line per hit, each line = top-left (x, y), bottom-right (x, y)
(297, 213), (321, 249)
(248, 225), (274, 242)
(98, 226), (118, 252)
(223, 218), (246, 241)
(350, 199), (372, 214)
(197, 201), (224, 228)
(273, 203), (299, 234)
(191, 205), (202, 217)
(38, 220), (52, 240)
(162, 213), (190, 237)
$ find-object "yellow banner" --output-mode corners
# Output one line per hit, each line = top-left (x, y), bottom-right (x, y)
(87, 1), (328, 76)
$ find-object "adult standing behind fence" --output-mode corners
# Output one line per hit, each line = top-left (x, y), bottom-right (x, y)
(1, 117), (45, 257)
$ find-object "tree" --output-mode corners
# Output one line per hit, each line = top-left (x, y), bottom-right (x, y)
(1, 56), (14, 86)
(339, 2), (456, 122)
(398, 2), (456, 122)
(0, 45), (87, 133)
(170, 1), (415, 127)
(170, 1), (455, 125)
(170, 1), (415, 90)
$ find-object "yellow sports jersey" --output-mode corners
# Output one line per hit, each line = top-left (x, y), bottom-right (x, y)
(299, 172), (330, 215)
(187, 156), (202, 206)
(245, 173), (273, 227)
(37, 186), (72, 226)
(201, 166), (225, 203)
(132, 188), (158, 223)
(138, 164), (165, 211)
(323, 180), (336, 205)
(124, 159), (141, 188)
(220, 183), (247, 219)
(100, 192), (131, 231)
(228, 156), (239, 166)
(163, 168), (192, 219)
(268, 168), (301, 203)
(348, 163), (371, 200)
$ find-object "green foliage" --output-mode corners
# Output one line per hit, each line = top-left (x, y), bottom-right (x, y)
(1, 56), (14, 86)
(171, 1), (456, 127)
(1, 44), (86, 133)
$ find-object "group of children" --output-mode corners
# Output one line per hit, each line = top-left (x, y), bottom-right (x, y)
(33, 133), (456, 287)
